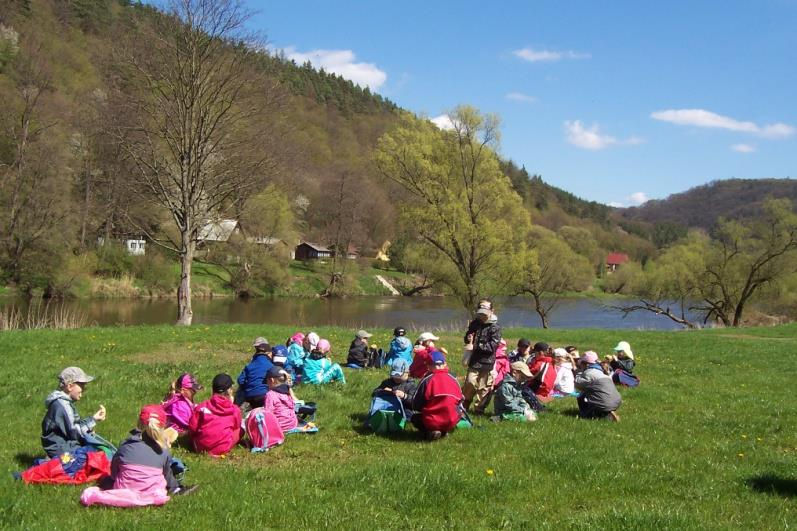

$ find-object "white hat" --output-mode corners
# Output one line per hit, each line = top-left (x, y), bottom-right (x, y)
(417, 332), (439, 342)
(613, 341), (634, 360)
(553, 347), (569, 358)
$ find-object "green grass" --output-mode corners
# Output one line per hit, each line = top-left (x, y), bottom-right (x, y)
(1, 324), (796, 529)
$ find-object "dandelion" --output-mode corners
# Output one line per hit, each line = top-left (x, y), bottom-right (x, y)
(486, 469), (494, 476)
(741, 434), (747, 439)
(756, 437), (762, 442)
(737, 453), (744, 458)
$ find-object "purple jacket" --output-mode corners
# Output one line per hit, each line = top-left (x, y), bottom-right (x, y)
(162, 394), (195, 433)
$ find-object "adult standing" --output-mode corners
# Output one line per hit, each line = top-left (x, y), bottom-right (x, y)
(462, 301), (502, 414)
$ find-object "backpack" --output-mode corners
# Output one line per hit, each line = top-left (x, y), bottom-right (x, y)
(612, 369), (640, 388)
(366, 394), (406, 434)
(244, 408), (285, 453)
(368, 348), (386, 369)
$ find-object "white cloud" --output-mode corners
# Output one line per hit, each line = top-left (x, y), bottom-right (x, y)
(564, 120), (643, 150)
(280, 46), (387, 91)
(731, 143), (756, 153)
(506, 92), (537, 103)
(431, 114), (456, 131)
(608, 201), (624, 208)
(651, 109), (794, 139)
(513, 47), (591, 63)
(610, 192), (649, 208)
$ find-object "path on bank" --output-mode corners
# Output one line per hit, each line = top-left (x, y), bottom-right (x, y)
(374, 274), (400, 295)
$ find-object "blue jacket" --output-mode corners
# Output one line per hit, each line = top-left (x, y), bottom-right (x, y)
(287, 342), (306, 369)
(237, 353), (273, 399)
(385, 336), (413, 367)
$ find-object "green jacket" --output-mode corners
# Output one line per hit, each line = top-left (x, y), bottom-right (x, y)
(494, 374), (527, 417)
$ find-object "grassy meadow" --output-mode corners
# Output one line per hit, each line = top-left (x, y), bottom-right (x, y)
(1, 323), (796, 529)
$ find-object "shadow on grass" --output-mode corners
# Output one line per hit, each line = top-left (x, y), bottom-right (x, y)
(746, 474), (797, 497)
(559, 408), (581, 418)
(349, 413), (424, 442)
(14, 452), (40, 467)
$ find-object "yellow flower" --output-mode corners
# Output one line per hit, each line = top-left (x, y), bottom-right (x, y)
(486, 469), (494, 476)
(741, 434), (747, 439)
(737, 453), (744, 458)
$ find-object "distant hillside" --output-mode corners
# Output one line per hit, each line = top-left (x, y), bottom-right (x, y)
(620, 178), (797, 230)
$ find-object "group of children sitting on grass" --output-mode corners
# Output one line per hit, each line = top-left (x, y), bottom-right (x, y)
(22, 300), (638, 507)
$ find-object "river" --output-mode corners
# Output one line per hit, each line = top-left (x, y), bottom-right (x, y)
(0, 296), (695, 330)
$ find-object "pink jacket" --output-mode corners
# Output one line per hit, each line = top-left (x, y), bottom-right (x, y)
(81, 464), (170, 507)
(161, 394), (195, 433)
(189, 394), (242, 456)
(492, 341), (509, 389)
(264, 387), (298, 432)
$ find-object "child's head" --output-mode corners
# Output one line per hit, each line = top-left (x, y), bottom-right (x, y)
(510, 361), (532, 383)
(317, 339), (331, 355)
(253, 337), (270, 354)
(355, 330), (372, 342)
(517, 338), (531, 355)
(172, 373), (203, 399)
(393, 326), (406, 338)
(289, 332), (305, 346)
(212, 373), (234, 398)
(390, 359), (410, 383)
(533, 342), (550, 357)
(553, 348), (570, 365)
(613, 341), (634, 360)
(138, 404), (174, 449)
(565, 345), (579, 358)
(417, 332), (439, 348)
(475, 307), (491, 323)
(271, 345), (288, 366)
(580, 351), (599, 367)
(428, 350), (447, 370)
(265, 366), (289, 387)
(304, 332), (320, 351)
(58, 367), (95, 401)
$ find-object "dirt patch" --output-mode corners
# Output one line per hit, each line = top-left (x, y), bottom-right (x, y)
(128, 342), (244, 364)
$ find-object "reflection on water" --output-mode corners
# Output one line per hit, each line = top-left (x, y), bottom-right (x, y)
(0, 296), (696, 330)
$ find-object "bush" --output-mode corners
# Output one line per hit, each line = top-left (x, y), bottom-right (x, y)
(95, 243), (134, 277)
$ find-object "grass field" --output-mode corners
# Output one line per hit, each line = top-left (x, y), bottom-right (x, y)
(1, 323), (796, 529)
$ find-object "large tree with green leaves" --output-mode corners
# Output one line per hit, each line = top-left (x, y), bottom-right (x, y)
(374, 106), (530, 310)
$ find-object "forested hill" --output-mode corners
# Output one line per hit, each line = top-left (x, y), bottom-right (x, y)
(620, 178), (797, 230)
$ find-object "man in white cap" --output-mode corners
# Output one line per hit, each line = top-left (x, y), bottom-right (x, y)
(41, 367), (106, 458)
(462, 303), (502, 414)
(347, 329), (373, 369)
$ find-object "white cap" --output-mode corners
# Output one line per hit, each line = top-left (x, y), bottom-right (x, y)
(613, 341), (634, 360)
(417, 332), (439, 342)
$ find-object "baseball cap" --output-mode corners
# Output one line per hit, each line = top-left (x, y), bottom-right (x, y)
(139, 404), (168, 428)
(271, 345), (288, 365)
(582, 351), (599, 364)
(393, 326), (406, 337)
(390, 358), (410, 377)
(553, 348), (569, 358)
(476, 307), (491, 316)
(267, 366), (286, 379)
(417, 332), (439, 342)
(356, 330), (372, 339)
(533, 342), (550, 352)
(176, 373), (203, 391)
(253, 337), (270, 348)
(58, 367), (94, 386)
(510, 361), (533, 378)
(431, 350), (446, 365)
(211, 373), (234, 393)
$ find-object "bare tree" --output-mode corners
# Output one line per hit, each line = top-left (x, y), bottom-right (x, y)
(113, 0), (279, 324)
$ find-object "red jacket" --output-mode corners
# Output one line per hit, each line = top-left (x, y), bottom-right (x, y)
(529, 356), (556, 398)
(412, 368), (464, 433)
(189, 394), (242, 456)
(409, 346), (433, 379)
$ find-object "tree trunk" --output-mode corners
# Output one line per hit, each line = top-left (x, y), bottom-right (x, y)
(533, 292), (549, 328)
(176, 239), (195, 326)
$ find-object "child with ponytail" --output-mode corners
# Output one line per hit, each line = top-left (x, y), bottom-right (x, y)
(161, 373), (203, 434)
(81, 405), (196, 508)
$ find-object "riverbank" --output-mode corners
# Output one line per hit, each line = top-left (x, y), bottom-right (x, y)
(2, 323), (795, 527)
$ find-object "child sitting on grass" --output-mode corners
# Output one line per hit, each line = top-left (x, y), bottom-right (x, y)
(188, 374), (242, 456)
(236, 337), (274, 408)
(411, 351), (464, 440)
(493, 361), (537, 422)
(574, 352), (622, 422)
(385, 327), (413, 369)
(303, 339), (346, 384)
(41, 367), (107, 459)
(409, 332), (439, 378)
(552, 348), (576, 396)
(373, 358), (418, 410)
(161, 373), (203, 435)
(81, 405), (196, 507)
(263, 367), (299, 432)
(286, 332), (306, 380)
(610, 341), (636, 374)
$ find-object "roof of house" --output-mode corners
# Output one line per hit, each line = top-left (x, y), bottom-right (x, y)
(198, 219), (239, 242)
(297, 241), (332, 252)
(606, 252), (630, 265)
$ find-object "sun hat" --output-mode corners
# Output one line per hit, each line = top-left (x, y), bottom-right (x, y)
(582, 351), (599, 364)
(176, 373), (203, 391)
(510, 361), (533, 377)
(553, 347), (569, 358)
(417, 332), (439, 342)
(58, 367), (94, 386)
(390, 358), (410, 377)
(431, 351), (446, 365)
(613, 341), (634, 360)
(253, 337), (270, 348)
(356, 330), (372, 339)
(211, 373), (234, 393)
(317, 339), (331, 353)
(139, 404), (168, 428)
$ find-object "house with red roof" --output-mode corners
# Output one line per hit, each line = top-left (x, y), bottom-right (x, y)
(606, 252), (630, 273)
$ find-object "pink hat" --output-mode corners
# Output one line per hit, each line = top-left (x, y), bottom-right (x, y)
(290, 332), (305, 344)
(317, 339), (331, 354)
(582, 351), (599, 364)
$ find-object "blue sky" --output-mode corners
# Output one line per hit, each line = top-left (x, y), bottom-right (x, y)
(246, 0), (797, 206)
